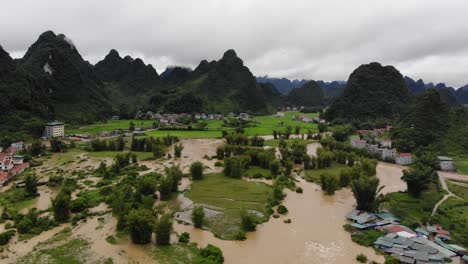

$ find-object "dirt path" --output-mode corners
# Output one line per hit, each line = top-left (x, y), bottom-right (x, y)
(432, 173), (463, 216)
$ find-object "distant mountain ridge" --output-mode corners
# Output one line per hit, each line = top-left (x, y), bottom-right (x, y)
(256, 76), (307, 95)
(404, 76), (463, 105)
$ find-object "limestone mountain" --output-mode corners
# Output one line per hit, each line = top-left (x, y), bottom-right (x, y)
(18, 31), (112, 123)
(326, 62), (411, 121)
(392, 89), (450, 151)
(160, 49), (280, 114)
(94, 49), (159, 95)
(160, 66), (192, 85)
(316, 80), (347, 102)
(287, 80), (324, 106)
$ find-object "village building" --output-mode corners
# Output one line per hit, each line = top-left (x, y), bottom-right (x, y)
(396, 153), (412, 165)
(346, 209), (464, 264)
(351, 137), (367, 149)
(10, 141), (24, 150)
(111, 115), (120, 120)
(44, 121), (65, 138)
(437, 156), (455, 171)
(238, 113), (250, 121)
(276, 111), (285, 118)
(377, 138), (392, 148)
(379, 148), (397, 160)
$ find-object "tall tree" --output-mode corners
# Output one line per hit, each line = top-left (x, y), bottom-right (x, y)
(154, 214), (172, 246)
(127, 208), (154, 244)
(51, 190), (71, 222)
(351, 177), (383, 211)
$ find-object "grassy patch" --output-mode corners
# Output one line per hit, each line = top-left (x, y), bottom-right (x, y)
(0, 187), (36, 212)
(244, 167), (271, 179)
(87, 150), (154, 160)
(351, 229), (386, 247)
(49, 149), (81, 166)
(152, 244), (201, 264)
(66, 119), (155, 135)
(432, 182), (468, 247)
(76, 189), (105, 208)
(145, 130), (223, 139)
(303, 163), (347, 183)
(447, 181), (468, 200)
(105, 235), (117, 245)
(185, 173), (272, 239)
(17, 228), (90, 264)
(382, 191), (443, 228)
(246, 112), (318, 135)
(453, 155), (468, 174)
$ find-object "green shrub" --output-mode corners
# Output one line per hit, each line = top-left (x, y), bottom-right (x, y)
(277, 205), (288, 214)
(0, 230), (16, 245)
(295, 187), (303, 193)
(356, 253), (367, 263)
(190, 162), (204, 180)
(178, 232), (190, 243)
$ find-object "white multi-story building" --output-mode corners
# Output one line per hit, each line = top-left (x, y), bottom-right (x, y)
(44, 121), (65, 138)
(396, 153), (412, 165)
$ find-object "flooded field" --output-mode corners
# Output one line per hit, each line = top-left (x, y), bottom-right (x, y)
(0, 138), (413, 263)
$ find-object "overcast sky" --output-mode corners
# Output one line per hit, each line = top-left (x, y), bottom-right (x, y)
(1, 0), (467, 87)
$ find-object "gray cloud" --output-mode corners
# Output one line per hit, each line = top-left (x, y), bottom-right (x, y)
(1, 0), (467, 87)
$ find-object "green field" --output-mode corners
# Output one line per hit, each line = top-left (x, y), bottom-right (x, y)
(145, 129), (224, 139)
(246, 112), (319, 135)
(244, 167), (272, 179)
(303, 163), (347, 183)
(17, 228), (91, 264)
(66, 119), (156, 135)
(381, 191), (443, 228)
(453, 155), (468, 174)
(152, 244), (201, 264)
(185, 173), (272, 239)
(432, 183), (468, 247)
(67, 112), (319, 139)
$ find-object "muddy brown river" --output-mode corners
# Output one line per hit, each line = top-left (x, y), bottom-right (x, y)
(175, 177), (384, 264)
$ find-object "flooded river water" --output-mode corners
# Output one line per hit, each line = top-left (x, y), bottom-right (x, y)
(175, 177), (384, 264)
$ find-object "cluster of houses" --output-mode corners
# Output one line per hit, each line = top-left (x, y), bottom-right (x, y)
(132, 111), (251, 126)
(351, 126), (413, 165)
(0, 141), (29, 185)
(279, 106), (300, 112)
(276, 112), (326, 124)
(346, 210), (467, 263)
(350, 127), (457, 171)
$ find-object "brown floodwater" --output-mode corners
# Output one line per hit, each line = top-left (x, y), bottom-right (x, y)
(375, 162), (407, 194)
(175, 178), (384, 264)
